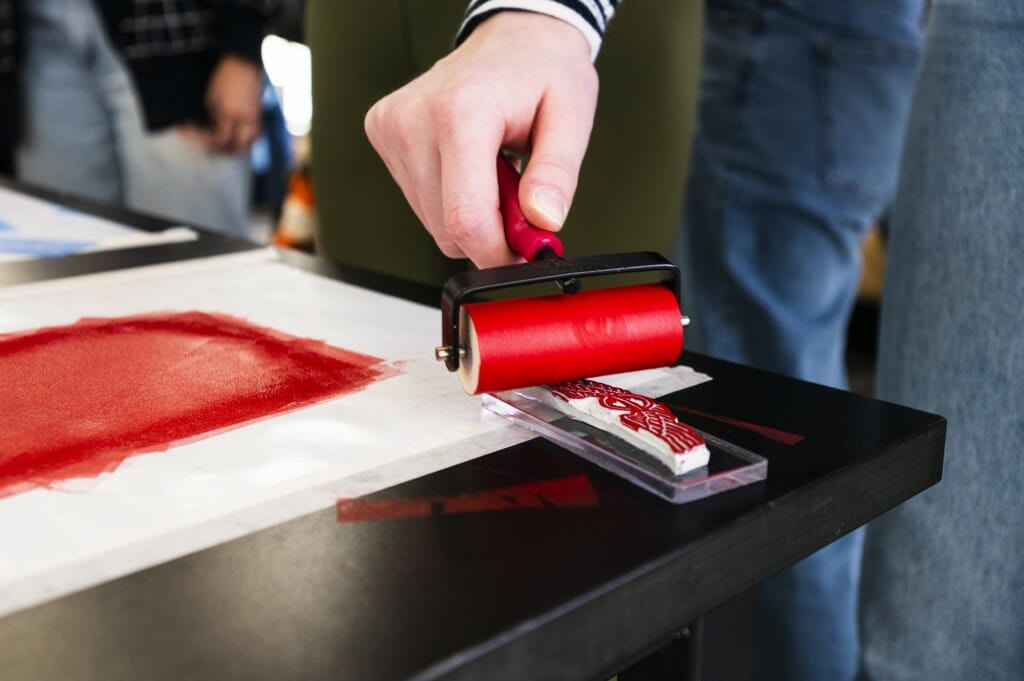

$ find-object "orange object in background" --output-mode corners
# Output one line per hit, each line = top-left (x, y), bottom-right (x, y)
(858, 225), (887, 303)
(272, 164), (317, 252)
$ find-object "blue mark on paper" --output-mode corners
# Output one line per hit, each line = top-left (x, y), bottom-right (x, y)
(0, 219), (13, 232)
(0, 237), (95, 257)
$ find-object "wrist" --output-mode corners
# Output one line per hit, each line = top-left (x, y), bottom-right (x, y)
(466, 11), (593, 63)
(458, 7), (604, 62)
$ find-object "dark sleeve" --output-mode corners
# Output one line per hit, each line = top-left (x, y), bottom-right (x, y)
(213, 0), (280, 64)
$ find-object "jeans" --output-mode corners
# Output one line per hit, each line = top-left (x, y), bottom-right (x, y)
(676, 2), (925, 680)
(860, 1), (1024, 679)
(15, 0), (251, 238)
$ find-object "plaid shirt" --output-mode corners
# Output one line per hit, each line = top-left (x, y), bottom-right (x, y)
(101, 0), (278, 63)
(96, 0), (279, 129)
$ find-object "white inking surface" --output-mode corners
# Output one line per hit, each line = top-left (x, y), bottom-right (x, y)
(0, 254), (710, 616)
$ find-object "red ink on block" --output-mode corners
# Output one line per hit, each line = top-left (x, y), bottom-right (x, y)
(550, 380), (707, 454)
(336, 475), (598, 523)
(668, 405), (806, 446)
(0, 311), (398, 497)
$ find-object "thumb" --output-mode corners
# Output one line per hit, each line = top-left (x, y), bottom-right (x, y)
(519, 90), (596, 232)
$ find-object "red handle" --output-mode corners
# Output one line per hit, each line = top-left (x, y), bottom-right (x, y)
(496, 154), (565, 261)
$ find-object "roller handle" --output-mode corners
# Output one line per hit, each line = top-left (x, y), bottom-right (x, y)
(496, 154), (564, 261)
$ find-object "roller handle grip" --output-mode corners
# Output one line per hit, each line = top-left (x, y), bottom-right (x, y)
(496, 154), (565, 261)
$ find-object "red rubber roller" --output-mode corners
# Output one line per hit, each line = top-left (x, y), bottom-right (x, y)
(436, 154), (688, 395)
(458, 283), (683, 394)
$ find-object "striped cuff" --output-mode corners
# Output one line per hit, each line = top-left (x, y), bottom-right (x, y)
(456, 0), (619, 62)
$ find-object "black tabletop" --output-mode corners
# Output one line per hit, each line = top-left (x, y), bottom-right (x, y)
(0, 186), (946, 681)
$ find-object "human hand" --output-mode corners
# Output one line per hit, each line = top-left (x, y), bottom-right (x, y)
(203, 55), (263, 154)
(364, 12), (598, 267)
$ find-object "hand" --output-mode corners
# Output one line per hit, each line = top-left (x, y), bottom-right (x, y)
(364, 12), (598, 267)
(203, 55), (263, 154)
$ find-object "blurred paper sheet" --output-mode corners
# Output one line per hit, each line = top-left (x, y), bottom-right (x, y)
(0, 185), (196, 261)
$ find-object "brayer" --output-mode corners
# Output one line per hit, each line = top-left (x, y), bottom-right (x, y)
(437, 153), (690, 395)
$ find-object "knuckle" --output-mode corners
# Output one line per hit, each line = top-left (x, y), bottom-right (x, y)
(364, 101), (387, 144)
(444, 201), (487, 243)
(388, 108), (421, 153)
(366, 99), (419, 153)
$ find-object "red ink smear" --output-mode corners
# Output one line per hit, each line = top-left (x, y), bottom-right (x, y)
(336, 475), (598, 523)
(668, 405), (806, 446)
(0, 311), (398, 497)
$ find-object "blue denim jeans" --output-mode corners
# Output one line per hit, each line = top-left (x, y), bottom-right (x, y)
(15, 0), (251, 238)
(860, 1), (1024, 679)
(676, 2), (925, 680)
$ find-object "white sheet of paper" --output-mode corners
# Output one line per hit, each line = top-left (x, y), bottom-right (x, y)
(0, 251), (710, 616)
(0, 185), (196, 261)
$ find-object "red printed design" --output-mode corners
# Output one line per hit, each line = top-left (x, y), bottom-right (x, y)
(549, 380), (706, 454)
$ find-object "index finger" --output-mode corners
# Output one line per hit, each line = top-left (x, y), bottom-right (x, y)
(437, 112), (517, 269)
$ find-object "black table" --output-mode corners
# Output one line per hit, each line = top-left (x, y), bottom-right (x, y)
(0, 188), (946, 681)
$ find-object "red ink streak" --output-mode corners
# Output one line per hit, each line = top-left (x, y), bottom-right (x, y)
(668, 405), (806, 446)
(336, 475), (598, 523)
(0, 311), (398, 497)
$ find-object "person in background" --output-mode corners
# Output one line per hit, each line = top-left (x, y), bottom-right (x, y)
(0, 0), (278, 238)
(364, 1), (923, 680)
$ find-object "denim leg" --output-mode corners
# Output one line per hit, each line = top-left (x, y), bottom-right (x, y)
(676, 2), (924, 680)
(860, 1), (1024, 679)
(15, 0), (122, 204)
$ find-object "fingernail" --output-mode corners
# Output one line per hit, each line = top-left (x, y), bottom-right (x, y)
(530, 186), (567, 228)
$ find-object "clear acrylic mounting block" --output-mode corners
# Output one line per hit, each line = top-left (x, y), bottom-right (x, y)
(483, 387), (767, 504)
